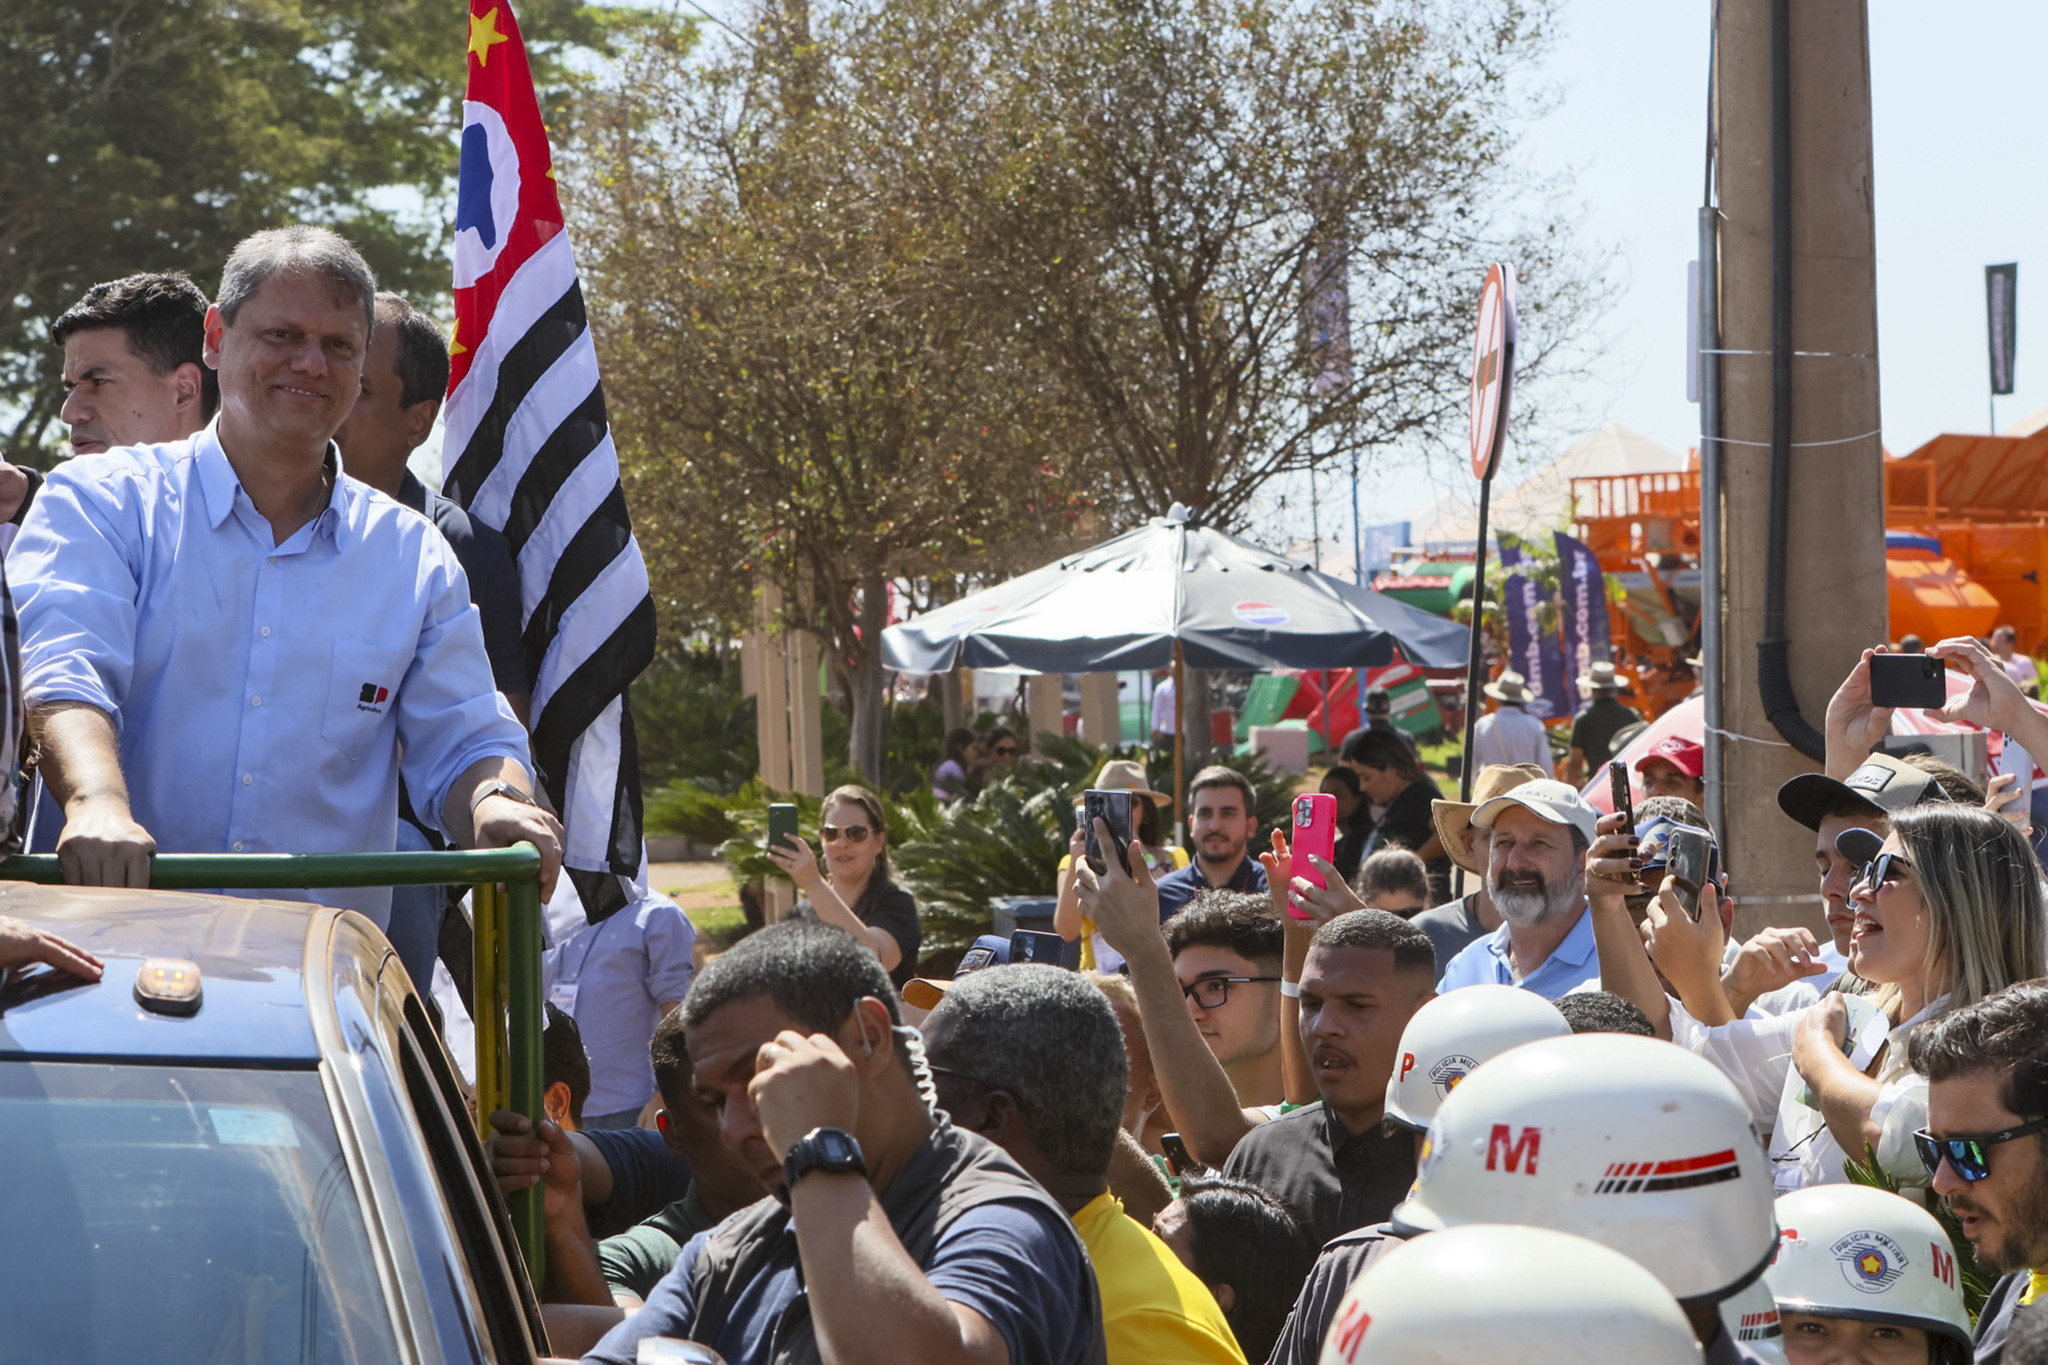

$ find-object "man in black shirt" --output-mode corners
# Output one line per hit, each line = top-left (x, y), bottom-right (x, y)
(1220, 910), (1433, 1248)
(1562, 661), (1640, 785)
(336, 292), (531, 989)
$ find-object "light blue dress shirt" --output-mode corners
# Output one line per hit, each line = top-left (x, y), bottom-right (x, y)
(543, 884), (697, 1118)
(1436, 902), (1601, 999)
(13, 425), (530, 924)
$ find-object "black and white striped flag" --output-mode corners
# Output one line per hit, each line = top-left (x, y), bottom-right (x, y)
(444, 0), (655, 922)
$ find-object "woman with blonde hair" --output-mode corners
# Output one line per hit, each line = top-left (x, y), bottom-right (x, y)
(1596, 802), (2047, 1194)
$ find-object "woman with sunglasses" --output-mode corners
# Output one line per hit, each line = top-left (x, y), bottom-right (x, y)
(1657, 804), (2046, 1196)
(765, 784), (922, 989)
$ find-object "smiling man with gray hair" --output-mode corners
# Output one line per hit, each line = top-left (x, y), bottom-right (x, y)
(13, 225), (560, 920)
(922, 966), (1246, 1365)
(1435, 779), (1601, 1000)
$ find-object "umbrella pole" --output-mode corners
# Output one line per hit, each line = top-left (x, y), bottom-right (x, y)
(1459, 472), (1496, 804)
(1174, 640), (1187, 849)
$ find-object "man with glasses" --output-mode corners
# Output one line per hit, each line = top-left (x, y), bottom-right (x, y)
(1907, 980), (2048, 1363)
(1075, 862), (1285, 1168)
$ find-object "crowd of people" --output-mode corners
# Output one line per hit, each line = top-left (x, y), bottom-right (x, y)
(460, 634), (2048, 1364)
(6, 229), (2048, 1362)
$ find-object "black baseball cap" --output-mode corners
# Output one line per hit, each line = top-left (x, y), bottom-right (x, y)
(1776, 752), (1949, 831)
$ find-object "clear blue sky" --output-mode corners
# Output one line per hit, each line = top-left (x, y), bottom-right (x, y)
(1288, 0), (2048, 542)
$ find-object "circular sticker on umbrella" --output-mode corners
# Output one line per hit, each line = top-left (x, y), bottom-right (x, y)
(1233, 601), (1291, 627)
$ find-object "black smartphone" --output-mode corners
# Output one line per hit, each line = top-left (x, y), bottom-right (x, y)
(1161, 1131), (1203, 1178)
(1082, 789), (1134, 876)
(1010, 929), (1068, 966)
(767, 802), (799, 855)
(1868, 652), (1947, 710)
(1608, 760), (1635, 832)
(1665, 824), (1715, 923)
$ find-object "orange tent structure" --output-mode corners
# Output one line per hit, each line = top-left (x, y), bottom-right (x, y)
(1888, 435), (2048, 652)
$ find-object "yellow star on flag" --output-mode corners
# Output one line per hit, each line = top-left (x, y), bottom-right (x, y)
(449, 320), (468, 356)
(469, 7), (511, 67)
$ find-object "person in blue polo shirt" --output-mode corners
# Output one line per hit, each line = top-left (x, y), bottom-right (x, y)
(1435, 779), (1600, 999)
(1154, 767), (1267, 920)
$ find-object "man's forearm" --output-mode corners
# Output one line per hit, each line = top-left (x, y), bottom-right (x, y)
(792, 1172), (1004, 1365)
(1280, 922), (1316, 1106)
(544, 1195), (614, 1307)
(31, 701), (129, 810)
(1589, 898), (1674, 1039)
(441, 754), (535, 847)
(1123, 937), (1255, 1166)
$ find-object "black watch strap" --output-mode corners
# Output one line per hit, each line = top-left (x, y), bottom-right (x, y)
(783, 1126), (867, 1189)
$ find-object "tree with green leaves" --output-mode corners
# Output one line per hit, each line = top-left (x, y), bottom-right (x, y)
(0, 0), (618, 462)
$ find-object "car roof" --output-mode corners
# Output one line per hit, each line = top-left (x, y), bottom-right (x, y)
(0, 883), (332, 1065)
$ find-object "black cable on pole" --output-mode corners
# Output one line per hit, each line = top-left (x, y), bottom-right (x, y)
(1756, 0), (1826, 760)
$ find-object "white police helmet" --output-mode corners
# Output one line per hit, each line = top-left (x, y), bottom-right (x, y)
(1717, 1278), (1788, 1364)
(1315, 1224), (1703, 1365)
(1392, 1033), (1776, 1302)
(1766, 1185), (1972, 1355)
(1384, 984), (1571, 1133)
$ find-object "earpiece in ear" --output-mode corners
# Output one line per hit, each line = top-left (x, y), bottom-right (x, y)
(862, 1032), (875, 1057)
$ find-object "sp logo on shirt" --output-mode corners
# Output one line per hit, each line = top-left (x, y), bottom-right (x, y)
(357, 683), (391, 712)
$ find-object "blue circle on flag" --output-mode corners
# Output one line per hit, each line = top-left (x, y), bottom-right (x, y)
(455, 100), (523, 288)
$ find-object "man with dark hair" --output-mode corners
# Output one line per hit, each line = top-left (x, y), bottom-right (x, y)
(1079, 855), (1283, 1165)
(1554, 988), (1657, 1036)
(14, 226), (559, 916)
(542, 1001), (592, 1131)
(1220, 910), (1435, 1247)
(52, 271), (218, 459)
(1355, 848), (1430, 915)
(583, 919), (1105, 1365)
(335, 293), (534, 986)
(1908, 981), (2048, 1364)
(1155, 766), (1266, 918)
(922, 965), (1245, 1365)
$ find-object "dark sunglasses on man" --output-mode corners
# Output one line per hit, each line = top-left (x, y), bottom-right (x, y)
(1914, 1116), (2048, 1183)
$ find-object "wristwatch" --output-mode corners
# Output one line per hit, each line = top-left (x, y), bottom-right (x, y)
(469, 778), (543, 819)
(782, 1127), (867, 1189)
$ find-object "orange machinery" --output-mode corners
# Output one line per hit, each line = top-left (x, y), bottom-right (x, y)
(1571, 467), (1702, 720)
(1886, 436), (2048, 653)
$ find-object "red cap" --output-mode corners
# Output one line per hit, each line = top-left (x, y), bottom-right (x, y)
(1635, 736), (1705, 779)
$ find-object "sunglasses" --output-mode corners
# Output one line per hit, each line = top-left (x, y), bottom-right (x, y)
(1852, 851), (1911, 894)
(991, 745), (1019, 757)
(819, 823), (872, 845)
(1913, 1115), (2048, 1182)
(1181, 975), (1281, 1009)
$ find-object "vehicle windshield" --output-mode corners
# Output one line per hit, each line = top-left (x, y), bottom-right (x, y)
(0, 1060), (399, 1364)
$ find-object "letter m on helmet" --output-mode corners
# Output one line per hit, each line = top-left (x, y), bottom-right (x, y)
(1930, 1241), (1955, 1288)
(1486, 1123), (1541, 1175)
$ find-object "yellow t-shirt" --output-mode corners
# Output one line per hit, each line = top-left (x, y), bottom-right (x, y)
(1071, 1192), (1247, 1365)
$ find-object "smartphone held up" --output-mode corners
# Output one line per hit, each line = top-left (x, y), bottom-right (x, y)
(1286, 793), (1339, 920)
(1867, 652), (1947, 711)
(1083, 788), (1134, 876)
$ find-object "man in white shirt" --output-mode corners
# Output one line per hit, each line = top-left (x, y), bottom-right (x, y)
(1150, 673), (1176, 748)
(1470, 672), (1553, 777)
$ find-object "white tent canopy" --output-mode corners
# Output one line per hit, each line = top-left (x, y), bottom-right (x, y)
(1409, 423), (1689, 551)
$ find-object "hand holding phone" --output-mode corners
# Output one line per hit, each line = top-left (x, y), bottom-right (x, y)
(1083, 789), (1134, 876)
(1608, 761), (1635, 831)
(1664, 824), (1715, 922)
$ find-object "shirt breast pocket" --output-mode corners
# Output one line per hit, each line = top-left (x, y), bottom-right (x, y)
(323, 641), (411, 763)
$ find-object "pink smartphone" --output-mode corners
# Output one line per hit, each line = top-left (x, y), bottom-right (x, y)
(1289, 793), (1339, 916)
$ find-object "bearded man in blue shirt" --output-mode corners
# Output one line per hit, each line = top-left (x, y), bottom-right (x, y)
(13, 226), (561, 919)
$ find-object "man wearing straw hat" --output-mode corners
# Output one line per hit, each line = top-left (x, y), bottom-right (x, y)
(1411, 764), (1549, 975)
(1562, 660), (1641, 785)
(1470, 671), (1553, 777)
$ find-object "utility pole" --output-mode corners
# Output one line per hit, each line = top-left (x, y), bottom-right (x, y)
(1712, 0), (1888, 938)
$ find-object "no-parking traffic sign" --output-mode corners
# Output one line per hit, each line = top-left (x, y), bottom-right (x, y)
(1469, 262), (1518, 482)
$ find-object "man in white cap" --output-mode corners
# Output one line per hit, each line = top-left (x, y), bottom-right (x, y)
(1411, 762), (1549, 976)
(1563, 660), (1641, 785)
(1435, 779), (1602, 999)
(1470, 670), (1554, 777)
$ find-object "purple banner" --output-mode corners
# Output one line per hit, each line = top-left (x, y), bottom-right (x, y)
(1554, 532), (1612, 717)
(1503, 572), (1566, 721)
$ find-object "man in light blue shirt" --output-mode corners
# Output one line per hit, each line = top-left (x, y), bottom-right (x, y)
(1437, 779), (1599, 999)
(14, 226), (561, 922)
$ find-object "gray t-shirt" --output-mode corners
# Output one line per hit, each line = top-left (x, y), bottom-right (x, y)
(1409, 894), (1489, 984)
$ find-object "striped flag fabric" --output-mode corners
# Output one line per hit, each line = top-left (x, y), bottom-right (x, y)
(442, 0), (655, 922)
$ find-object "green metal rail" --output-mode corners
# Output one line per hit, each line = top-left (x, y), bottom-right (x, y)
(3, 846), (548, 1281)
